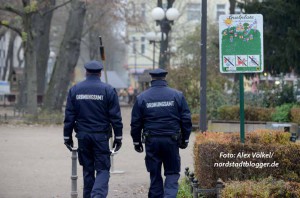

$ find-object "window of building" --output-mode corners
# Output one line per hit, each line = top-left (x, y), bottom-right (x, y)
(141, 36), (145, 54)
(141, 44), (145, 54)
(187, 3), (201, 21)
(216, 4), (226, 20)
(132, 36), (137, 54)
(141, 3), (146, 20)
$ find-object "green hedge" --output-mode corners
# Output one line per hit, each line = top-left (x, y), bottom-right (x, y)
(217, 104), (300, 124)
(217, 105), (240, 121)
(191, 114), (199, 125)
(194, 130), (300, 188)
(217, 105), (274, 121)
(271, 104), (293, 122)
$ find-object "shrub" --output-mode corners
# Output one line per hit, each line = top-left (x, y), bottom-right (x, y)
(193, 130), (300, 188)
(271, 103), (293, 122)
(191, 114), (199, 125)
(244, 106), (274, 121)
(217, 105), (240, 120)
(217, 105), (274, 121)
(177, 179), (193, 198)
(255, 107), (275, 121)
(291, 107), (300, 125)
(222, 177), (300, 197)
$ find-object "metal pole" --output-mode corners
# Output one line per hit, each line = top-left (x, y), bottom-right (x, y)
(70, 148), (78, 198)
(158, 0), (174, 69)
(134, 38), (137, 88)
(153, 42), (155, 70)
(192, 179), (198, 198)
(99, 36), (108, 83)
(239, 74), (245, 143)
(200, 0), (207, 132)
(159, 20), (171, 69)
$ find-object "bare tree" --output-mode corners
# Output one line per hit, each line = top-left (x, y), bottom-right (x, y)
(43, 0), (86, 112)
(0, 0), (67, 117)
(1, 31), (17, 81)
(35, 0), (56, 96)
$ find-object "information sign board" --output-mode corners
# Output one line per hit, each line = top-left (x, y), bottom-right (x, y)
(219, 14), (264, 73)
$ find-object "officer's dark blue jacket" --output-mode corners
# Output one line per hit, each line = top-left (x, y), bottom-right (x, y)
(131, 80), (192, 144)
(64, 75), (123, 139)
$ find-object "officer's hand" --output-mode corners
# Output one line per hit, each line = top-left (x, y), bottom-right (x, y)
(179, 142), (188, 149)
(64, 137), (74, 151)
(112, 139), (122, 152)
(134, 142), (144, 153)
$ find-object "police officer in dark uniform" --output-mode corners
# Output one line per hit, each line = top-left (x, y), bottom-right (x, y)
(64, 60), (123, 198)
(130, 68), (192, 198)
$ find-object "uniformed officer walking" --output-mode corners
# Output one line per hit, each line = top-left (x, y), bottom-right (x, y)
(64, 60), (123, 198)
(130, 68), (192, 198)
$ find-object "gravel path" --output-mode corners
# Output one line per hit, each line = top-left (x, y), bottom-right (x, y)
(0, 106), (195, 198)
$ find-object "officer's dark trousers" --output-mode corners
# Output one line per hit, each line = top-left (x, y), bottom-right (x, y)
(145, 136), (181, 198)
(76, 132), (111, 198)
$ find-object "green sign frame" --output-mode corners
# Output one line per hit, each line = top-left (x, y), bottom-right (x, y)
(219, 14), (264, 73)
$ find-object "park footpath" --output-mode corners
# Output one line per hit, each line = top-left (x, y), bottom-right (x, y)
(0, 106), (195, 198)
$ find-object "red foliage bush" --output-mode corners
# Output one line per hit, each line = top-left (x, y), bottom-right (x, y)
(193, 130), (300, 188)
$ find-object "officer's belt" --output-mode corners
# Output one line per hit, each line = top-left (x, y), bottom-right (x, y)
(77, 130), (111, 134)
(145, 134), (176, 137)
(143, 133), (181, 139)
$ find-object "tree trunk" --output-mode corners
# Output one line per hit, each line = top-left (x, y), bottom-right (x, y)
(43, 0), (86, 112)
(229, 0), (236, 14)
(22, 11), (38, 117)
(2, 31), (16, 81)
(34, 0), (56, 96)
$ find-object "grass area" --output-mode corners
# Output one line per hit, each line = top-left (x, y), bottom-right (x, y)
(177, 179), (193, 198)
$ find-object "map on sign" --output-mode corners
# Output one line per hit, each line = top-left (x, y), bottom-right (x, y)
(219, 14), (264, 73)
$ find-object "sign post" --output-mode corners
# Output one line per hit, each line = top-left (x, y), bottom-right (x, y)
(219, 14), (264, 143)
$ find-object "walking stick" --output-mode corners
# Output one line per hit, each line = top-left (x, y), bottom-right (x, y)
(110, 138), (125, 174)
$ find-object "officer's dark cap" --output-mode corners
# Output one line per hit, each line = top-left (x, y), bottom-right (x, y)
(149, 68), (168, 78)
(84, 60), (103, 73)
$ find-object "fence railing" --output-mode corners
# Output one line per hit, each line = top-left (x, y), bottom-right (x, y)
(184, 167), (225, 198)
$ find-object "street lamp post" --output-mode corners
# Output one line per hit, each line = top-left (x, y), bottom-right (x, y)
(145, 32), (162, 70)
(132, 37), (138, 89)
(151, 5), (179, 69)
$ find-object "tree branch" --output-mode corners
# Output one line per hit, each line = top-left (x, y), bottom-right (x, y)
(40, 0), (73, 16)
(0, 4), (24, 16)
(0, 22), (22, 36)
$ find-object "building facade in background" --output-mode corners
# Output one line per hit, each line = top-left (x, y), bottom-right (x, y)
(125, 0), (298, 94)
(125, 0), (238, 90)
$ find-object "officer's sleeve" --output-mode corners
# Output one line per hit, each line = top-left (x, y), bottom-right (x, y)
(108, 88), (123, 140)
(64, 88), (76, 139)
(130, 99), (143, 144)
(180, 94), (192, 143)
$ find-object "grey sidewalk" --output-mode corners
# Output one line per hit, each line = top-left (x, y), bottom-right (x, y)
(0, 106), (195, 198)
